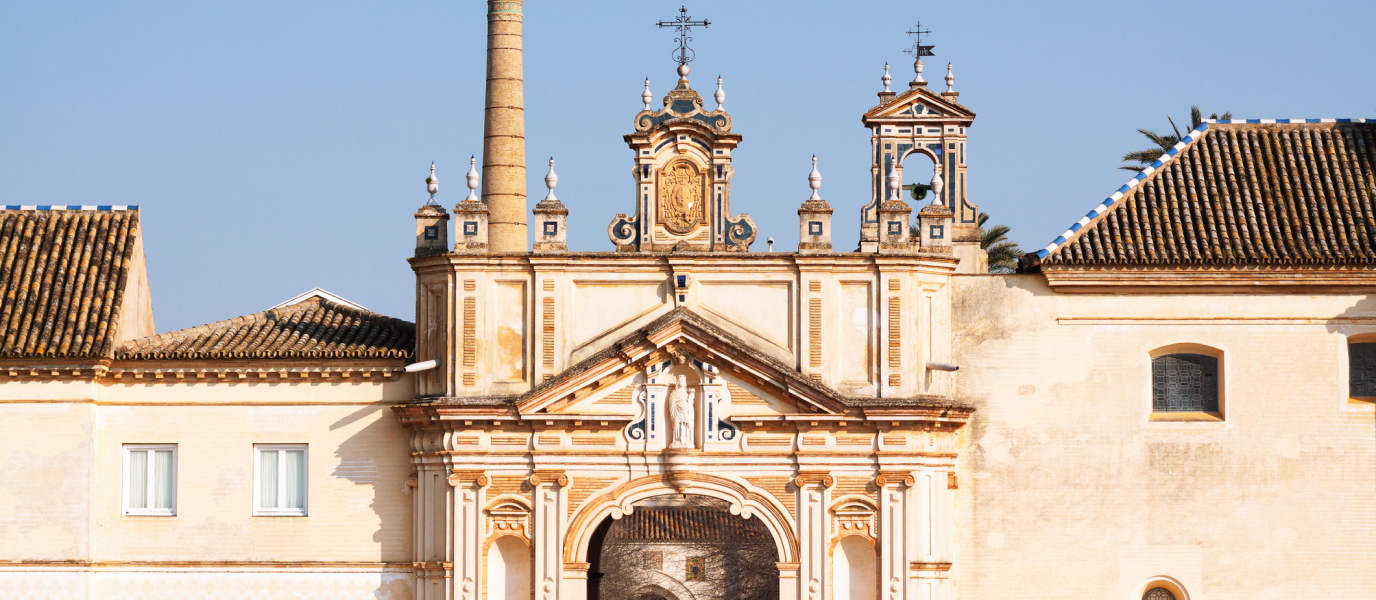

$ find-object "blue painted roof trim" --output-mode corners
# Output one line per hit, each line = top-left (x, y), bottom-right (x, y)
(1034, 118), (1371, 259)
(4, 205), (139, 211)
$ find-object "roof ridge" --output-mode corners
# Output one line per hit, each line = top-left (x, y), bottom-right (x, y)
(1035, 123), (1212, 259)
(115, 295), (414, 360)
(3, 205), (139, 211)
(1204, 118), (1371, 124)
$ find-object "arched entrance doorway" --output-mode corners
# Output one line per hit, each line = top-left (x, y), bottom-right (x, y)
(588, 495), (779, 600)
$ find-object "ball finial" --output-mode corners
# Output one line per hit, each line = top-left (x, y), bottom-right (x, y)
(807, 155), (822, 201)
(465, 156), (479, 202)
(543, 157), (559, 202)
(425, 162), (439, 203)
(677, 63), (690, 80)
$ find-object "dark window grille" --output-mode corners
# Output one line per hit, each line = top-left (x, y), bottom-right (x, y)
(1349, 342), (1376, 397)
(1143, 588), (1175, 600)
(1151, 353), (1218, 412)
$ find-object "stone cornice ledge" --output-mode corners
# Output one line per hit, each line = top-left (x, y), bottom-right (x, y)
(1042, 267), (1376, 292)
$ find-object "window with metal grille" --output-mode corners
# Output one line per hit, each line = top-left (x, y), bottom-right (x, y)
(1152, 353), (1218, 412)
(1143, 588), (1175, 600)
(1349, 342), (1376, 398)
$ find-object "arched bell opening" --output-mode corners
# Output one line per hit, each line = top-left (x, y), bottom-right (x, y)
(592, 495), (779, 600)
(896, 149), (939, 204)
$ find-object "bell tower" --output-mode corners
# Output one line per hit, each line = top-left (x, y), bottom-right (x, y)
(859, 26), (982, 270)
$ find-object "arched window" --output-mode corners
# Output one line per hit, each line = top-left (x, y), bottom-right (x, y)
(1143, 587), (1176, 600)
(1348, 341), (1376, 401)
(1152, 354), (1218, 413)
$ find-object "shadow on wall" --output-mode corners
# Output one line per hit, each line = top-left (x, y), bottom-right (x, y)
(330, 404), (413, 572)
(1325, 294), (1376, 335)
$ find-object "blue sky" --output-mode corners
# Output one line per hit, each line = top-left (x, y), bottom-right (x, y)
(2, 0), (1372, 331)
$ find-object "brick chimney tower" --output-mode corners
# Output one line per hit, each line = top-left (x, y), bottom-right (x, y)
(482, 0), (527, 252)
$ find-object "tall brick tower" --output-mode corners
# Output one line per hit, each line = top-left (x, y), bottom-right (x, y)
(481, 0), (527, 252)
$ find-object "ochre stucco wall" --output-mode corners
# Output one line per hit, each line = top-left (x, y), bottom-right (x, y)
(951, 274), (1376, 600)
(0, 377), (417, 599)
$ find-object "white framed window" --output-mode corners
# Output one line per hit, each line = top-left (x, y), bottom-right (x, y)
(254, 444), (307, 516)
(123, 444), (176, 516)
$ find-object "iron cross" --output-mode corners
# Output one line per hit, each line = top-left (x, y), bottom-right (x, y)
(904, 22), (935, 60)
(657, 6), (710, 66)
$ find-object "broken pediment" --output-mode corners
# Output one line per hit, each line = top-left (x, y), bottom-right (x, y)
(519, 308), (848, 418)
(864, 86), (974, 123)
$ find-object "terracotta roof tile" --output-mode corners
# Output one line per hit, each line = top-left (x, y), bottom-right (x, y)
(0, 209), (140, 359)
(118, 296), (414, 360)
(1042, 122), (1376, 267)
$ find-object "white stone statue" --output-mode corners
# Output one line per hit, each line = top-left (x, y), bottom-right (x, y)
(670, 374), (696, 448)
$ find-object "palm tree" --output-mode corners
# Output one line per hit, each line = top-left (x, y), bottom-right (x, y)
(1121, 106), (1232, 172)
(910, 211), (1023, 273)
(979, 212), (1023, 273)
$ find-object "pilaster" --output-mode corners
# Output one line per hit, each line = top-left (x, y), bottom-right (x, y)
(876, 471), (914, 600)
(530, 471), (569, 600)
(794, 472), (834, 600)
(449, 471), (489, 600)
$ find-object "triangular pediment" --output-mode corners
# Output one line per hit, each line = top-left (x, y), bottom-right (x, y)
(516, 307), (850, 417)
(863, 86), (975, 122)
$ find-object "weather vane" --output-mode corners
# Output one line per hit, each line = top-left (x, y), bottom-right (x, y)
(657, 6), (710, 67)
(904, 22), (935, 62)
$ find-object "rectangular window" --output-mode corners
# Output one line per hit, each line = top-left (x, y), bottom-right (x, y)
(1152, 354), (1219, 412)
(1349, 342), (1376, 401)
(254, 444), (307, 516)
(123, 444), (176, 516)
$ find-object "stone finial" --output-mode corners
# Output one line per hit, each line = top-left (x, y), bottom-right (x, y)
(465, 156), (480, 202)
(714, 76), (725, 111)
(642, 78), (653, 111)
(944, 62), (955, 93)
(888, 166), (903, 201)
(543, 157), (558, 201)
(930, 170), (945, 206)
(882, 63), (892, 92)
(798, 155), (833, 254)
(416, 163), (449, 257)
(808, 155), (822, 201)
(425, 162), (439, 204)
(913, 57), (925, 85)
(533, 157), (568, 254)
(454, 155), (489, 254)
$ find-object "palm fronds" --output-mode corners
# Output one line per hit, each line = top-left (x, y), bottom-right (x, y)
(1121, 106), (1230, 171)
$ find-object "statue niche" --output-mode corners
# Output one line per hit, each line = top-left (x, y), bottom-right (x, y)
(658, 161), (706, 235)
(669, 373), (697, 448)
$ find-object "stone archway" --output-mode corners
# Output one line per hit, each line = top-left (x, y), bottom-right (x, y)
(589, 496), (779, 600)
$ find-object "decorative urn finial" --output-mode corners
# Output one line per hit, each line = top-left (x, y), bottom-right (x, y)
(808, 155), (822, 201)
(642, 78), (653, 110)
(930, 171), (945, 206)
(677, 63), (690, 84)
(714, 76), (725, 110)
(913, 57), (925, 83)
(882, 63), (892, 92)
(945, 62), (955, 93)
(888, 165), (903, 201)
(543, 157), (559, 201)
(425, 162), (439, 203)
(465, 156), (479, 202)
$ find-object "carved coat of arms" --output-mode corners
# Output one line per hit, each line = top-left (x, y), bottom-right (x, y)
(659, 162), (705, 234)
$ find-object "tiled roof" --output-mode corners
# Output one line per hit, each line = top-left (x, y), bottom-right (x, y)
(118, 296), (414, 360)
(0, 208), (142, 359)
(1034, 120), (1376, 267)
(609, 506), (772, 543)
